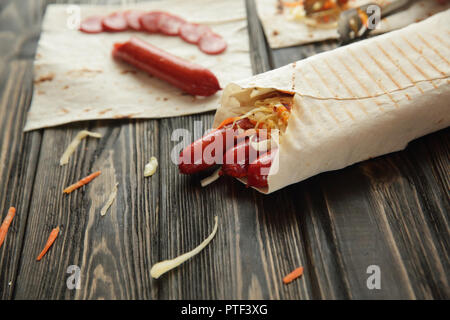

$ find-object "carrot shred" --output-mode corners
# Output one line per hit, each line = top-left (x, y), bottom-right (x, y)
(323, 0), (336, 10)
(0, 207), (16, 249)
(283, 266), (304, 284)
(36, 226), (60, 261)
(283, 1), (303, 7)
(216, 117), (239, 129)
(63, 171), (101, 194)
(276, 106), (290, 124)
(357, 8), (368, 27)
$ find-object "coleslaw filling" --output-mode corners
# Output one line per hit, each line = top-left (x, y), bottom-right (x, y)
(232, 93), (294, 137)
(284, 0), (348, 28)
(150, 216), (219, 279)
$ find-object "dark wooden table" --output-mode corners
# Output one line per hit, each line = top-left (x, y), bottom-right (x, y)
(0, 0), (448, 300)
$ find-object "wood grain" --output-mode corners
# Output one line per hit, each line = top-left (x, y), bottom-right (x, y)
(0, 0), (43, 299)
(0, 0), (448, 300)
(13, 119), (160, 299)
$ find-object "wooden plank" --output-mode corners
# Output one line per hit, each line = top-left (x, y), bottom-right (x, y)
(11, 0), (160, 299)
(0, 0), (44, 300)
(315, 166), (417, 299)
(270, 40), (337, 67)
(13, 119), (160, 299)
(359, 131), (449, 299)
(4, 0), (449, 300)
(246, 0), (272, 73)
(0, 60), (43, 300)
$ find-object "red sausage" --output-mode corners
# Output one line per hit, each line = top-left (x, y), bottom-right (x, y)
(221, 139), (251, 178)
(234, 118), (256, 131)
(102, 12), (128, 32)
(198, 32), (227, 55)
(246, 151), (275, 188)
(221, 133), (274, 179)
(157, 13), (186, 36)
(180, 23), (211, 44)
(179, 127), (228, 174)
(79, 16), (103, 33)
(139, 11), (164, 33)
(124, 10), (143, 31)
(178, 119), (252, 175)
(112, 37), (221, 96)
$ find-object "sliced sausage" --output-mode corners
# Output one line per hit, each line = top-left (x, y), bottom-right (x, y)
(139, 11), (164, 33)
(157, 13), (186, 36)
(102, 12), (128, 32)
(79, 16), (103, 33)
(198, 32), (227, 55)
(179, 23), (211, 44)
(124, 10), (143, 31)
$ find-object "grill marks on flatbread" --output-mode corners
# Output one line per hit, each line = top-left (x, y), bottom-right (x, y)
(362, 46), (409, 102)
(402, 36), (445, 77)
(363, 47), (403, 90)
(309, 63), (356, 121)
(347, 48), (398, 109)
(388, 40), (438, 90)
(298, 67), (343, 126)
(416, 34), (450, 67)
(375, 43), (424, 95)
(335, 54), (383, 107)
(289, 27), (449, 133)
(323, 58), (369, 115)
(432, 34), (450, 50)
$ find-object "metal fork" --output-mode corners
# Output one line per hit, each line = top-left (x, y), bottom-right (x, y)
(337, 0), (413, 45)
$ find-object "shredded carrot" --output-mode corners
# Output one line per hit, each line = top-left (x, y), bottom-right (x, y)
(322, 15), (330, 23)
(283, 1), (303, 7)
(63, 171), (101, 194)
(36, 226), (60, 261)
(357, 8), (368, 27)
(283, 266), (304, 284)
(278, 111), (290, 124)
(0, 207), (16, 249)
(323, 0), (336, 10)
(216, 116), (239, 129)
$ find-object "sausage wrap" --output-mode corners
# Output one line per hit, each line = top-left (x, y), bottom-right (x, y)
(213, 10), (450, 193)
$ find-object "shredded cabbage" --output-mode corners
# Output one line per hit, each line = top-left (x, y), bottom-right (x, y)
(201, 168), (221, 187)
(150, 216), (219, 279)
(100, 183), (118, 216)
(233, 95), (293, 135)
(144, 157), (158, 177)
(60, 130), (102, 166)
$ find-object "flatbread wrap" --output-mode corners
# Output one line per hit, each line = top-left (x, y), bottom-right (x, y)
(257, 0), (450, 48)
(208, 9), (450, 193)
